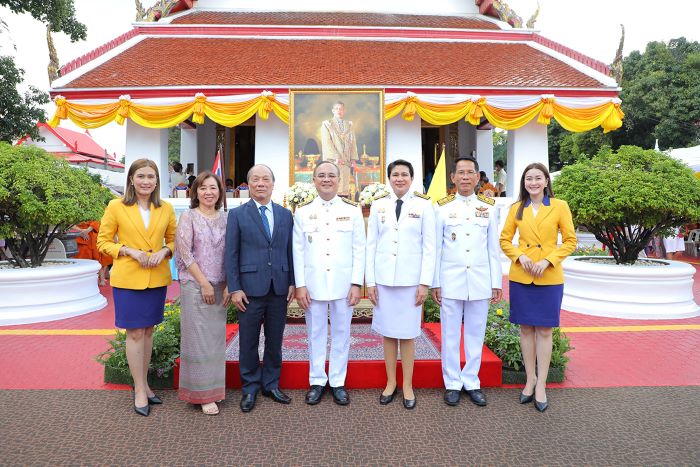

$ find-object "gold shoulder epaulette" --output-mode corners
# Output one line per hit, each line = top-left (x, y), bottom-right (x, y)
(341, 197), (359, 207)
(297, 198), (313, 208)
(373, 192), (390, 201)
(414, 191), (430, 200)
(437, 194), (455, 206)
(477, 194), (495, 205)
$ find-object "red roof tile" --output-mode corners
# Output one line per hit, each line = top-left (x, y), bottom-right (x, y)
(59, 38), (605, 90)
(169, 11), (500, 29)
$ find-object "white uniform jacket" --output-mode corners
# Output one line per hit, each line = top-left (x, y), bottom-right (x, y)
(293, 195), (366, 301)
(365, 191), (435, 287)
(433, 193), (502, 301)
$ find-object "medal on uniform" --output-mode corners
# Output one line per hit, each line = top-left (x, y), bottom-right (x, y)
(381, 215), (385, 223)
(307, 235), (312, 243)
(451, 232), (456, 241)
(309, 213), (317, 220)
(449, 212), (457, 219)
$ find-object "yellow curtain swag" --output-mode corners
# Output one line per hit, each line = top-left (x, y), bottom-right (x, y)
(49, 93), (621, 133)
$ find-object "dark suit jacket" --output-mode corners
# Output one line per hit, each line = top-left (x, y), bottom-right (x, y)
(225, 199), (294, 297)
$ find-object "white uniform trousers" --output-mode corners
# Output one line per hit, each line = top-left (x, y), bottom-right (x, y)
(440, 298), (489, 390)
(305, 298), (353, 387)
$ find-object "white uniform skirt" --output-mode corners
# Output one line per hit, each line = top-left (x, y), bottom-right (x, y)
(663, 235), (685, 253)
(372, 285), (421, 339)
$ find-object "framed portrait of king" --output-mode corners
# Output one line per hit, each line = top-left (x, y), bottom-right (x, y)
(289, 90), (385, 201)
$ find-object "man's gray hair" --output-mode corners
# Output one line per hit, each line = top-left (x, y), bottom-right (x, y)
(313, 160), (340, 177)
(247, 164), (276, 183)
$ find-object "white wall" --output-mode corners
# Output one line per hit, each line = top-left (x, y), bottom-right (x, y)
(194, 0), (480, 15)
(506, 119), (548, 198)
(255, 112), (290, 203)
(25, 129), (67, 153)
(125, 120), (169, 198)
(386, 116), (423, 193)
(476, 128), (494, 179)
(179, 127), (197, 175)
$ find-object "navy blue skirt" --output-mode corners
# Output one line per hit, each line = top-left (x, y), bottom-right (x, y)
(113, 286), (167, 329)
(509, 281), (564, 327)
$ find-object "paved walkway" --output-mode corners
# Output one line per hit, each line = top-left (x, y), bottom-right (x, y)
(2, 387), (698, 465)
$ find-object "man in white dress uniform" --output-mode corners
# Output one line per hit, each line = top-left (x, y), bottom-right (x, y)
(432, 157), (502, 407)
(293, 161), (366, 405)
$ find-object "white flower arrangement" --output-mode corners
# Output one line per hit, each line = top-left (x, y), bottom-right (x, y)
(286, 182), (317, 208)
(359, 183), (390, 207)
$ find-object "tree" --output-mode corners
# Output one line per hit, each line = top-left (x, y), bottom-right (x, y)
(1, 0), (87, 142)
(554, 145), (700, 264)
(0, 57), (49, 142)
(612, 37), (700, 151)
(0, 0), (86, 41)
(168, 126), (181, 164)
(0, 143), (113, 268)
(492, 129), (507, 168)
(558, 128), (612, 166)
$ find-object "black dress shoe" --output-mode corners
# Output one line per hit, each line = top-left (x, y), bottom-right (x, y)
(262, 388), (292, 404)
(403, 396), (417, 410)
(535, 399), (549, 412)
(147, 394), (163, 405)
(519, 392), (534, 404)
(443, 389), (460, 406)
(240, 392), (257, 412)
(465, 389), (487, 407)
(133, 394), (150, 417)
(330, 386), (350, 405)
(379, 388), (397, 405)
(305, 385), (325, 405)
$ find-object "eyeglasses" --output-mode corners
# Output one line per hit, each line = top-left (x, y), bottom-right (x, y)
(315, 173), (338, 179)
(455, 170), (478, 176)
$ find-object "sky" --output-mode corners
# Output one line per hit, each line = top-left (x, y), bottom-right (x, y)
(1, 0), (698, 155)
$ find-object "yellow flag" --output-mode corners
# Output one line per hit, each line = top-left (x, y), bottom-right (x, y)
(427, 147), (447, 202)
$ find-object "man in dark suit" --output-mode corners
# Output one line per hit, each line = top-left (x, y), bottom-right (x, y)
(225, 164), (295, 412)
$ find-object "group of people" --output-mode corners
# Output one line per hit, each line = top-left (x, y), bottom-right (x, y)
(97, 154), (575, 418)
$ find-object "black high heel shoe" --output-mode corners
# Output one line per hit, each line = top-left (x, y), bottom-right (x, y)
(519, 392), (534, 404)
(379, 388), (397, 405)
(534, 399), (549, 412)
(147, 394), (163, 405)
(134, 394), (150, 417)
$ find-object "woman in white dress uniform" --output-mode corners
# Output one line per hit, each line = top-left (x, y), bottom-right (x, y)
(366, 159), (436, 409)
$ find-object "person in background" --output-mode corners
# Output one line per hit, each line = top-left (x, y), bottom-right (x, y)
(365, 159), (435, 409)
(663, 228), (685, 259)
(494, 160), (507, 197)
(75, 220), (112, 286)
(186, 163), (196, 188)
(499, 162), (577, 412)
(97, 159), (177, 417)
(478, 171), (497, 198)
(176, 171), (228, 416)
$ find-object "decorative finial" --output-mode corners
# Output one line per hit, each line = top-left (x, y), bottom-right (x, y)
(610, 24), (625, 84)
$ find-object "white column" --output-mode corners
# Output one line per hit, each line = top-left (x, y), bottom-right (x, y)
(255, 112), (289, 203)
(125, 120), (169, 199)
(475, 128), (494, 180)
(196, 118), (217, 174)
(386, 115), (423, 193)
(179, 126), (197, 175)
(506, 119), (548, 198)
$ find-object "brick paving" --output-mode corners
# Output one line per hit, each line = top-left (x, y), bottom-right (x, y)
(1, 387), (698, 466)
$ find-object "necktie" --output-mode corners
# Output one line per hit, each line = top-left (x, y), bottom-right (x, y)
(259, 205), (271, 240)
(395, 199), (403, 221)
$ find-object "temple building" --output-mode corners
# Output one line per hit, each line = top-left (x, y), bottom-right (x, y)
(48, 0), (622, 202)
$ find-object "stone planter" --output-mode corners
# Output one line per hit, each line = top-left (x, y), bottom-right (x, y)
(502, 366), (565, 384)
(0, 259), (107, 325)
(562, 256), (700, 319)
(103, 366), (174, 389)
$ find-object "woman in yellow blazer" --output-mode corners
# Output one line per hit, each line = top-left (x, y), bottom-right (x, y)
(499, 162), (576, 412)
(98, 159), (177, 417)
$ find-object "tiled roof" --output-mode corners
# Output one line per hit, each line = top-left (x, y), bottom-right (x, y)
(169, 11), (501, 29)
(60, 38), (605, 90)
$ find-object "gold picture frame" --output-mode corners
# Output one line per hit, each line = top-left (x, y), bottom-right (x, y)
(289, 89), (385, 201)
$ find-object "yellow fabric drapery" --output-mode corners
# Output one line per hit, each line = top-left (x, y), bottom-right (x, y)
(48, 93), (290, 129)
(49, 93), (622, 133)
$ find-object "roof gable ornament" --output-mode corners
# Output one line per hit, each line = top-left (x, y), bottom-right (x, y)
(475, 0), (523, 28)
(136, 0), (193, 22)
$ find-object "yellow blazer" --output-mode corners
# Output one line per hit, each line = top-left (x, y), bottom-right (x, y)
(97, 198), (177, 290)
(499, 197), (577, 285)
